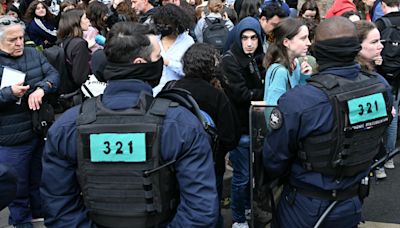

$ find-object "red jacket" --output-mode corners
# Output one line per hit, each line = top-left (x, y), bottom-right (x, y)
(325, 0), (356, 18)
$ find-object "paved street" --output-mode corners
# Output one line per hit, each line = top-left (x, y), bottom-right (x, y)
(1, 156), (399, 228)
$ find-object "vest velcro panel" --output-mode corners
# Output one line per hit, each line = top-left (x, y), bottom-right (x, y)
(76, 93), (178, 228)
(299, 73), (392, 177)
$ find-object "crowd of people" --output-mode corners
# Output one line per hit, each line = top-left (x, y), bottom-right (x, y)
(0, 0), (399, 227)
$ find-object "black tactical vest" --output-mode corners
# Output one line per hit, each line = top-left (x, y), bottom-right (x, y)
(298, 73), (392, 177)
(76, 92), (179, 228)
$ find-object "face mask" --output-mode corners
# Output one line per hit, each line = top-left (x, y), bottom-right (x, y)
(141, 57), (164, 87)
(103, 57), (164, 87)
(157, 24), (175, 37)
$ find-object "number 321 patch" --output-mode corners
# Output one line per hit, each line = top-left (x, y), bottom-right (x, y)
(347, 93), (387, 125)
(89, 133), (146, 162)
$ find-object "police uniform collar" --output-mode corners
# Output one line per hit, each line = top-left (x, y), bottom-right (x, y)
(102, 80), (153, 110)
(318, 64), (360, 80)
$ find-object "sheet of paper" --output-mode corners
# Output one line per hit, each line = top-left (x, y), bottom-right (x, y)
(1, 67), (26, 89)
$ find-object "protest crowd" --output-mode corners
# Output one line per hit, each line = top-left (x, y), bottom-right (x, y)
(0, 0), (399, 227)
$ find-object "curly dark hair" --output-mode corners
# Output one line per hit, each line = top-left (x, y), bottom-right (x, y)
(23, 0), (54, 23)
(152, 4), (192, 36)
(182, 43), (221, 82)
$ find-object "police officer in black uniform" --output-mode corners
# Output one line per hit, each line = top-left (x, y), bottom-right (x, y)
(262, 16), (393, 227)
(40, 22), (218, 228)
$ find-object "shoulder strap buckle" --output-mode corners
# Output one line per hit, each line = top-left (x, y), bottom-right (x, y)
(307, 74), (338, 90)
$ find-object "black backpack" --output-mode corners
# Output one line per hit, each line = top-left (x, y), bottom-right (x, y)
(43, 38), (76, 95)
(376, 17), (400, 81)
(203, 17), (229, 53)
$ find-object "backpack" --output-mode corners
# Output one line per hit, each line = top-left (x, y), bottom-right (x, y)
(203, 17), (229, 53)
(43, 38), (77, 95)
(376, 17), (400, 81)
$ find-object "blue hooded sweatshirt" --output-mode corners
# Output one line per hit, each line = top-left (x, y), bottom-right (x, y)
(223, 17), (264, 55)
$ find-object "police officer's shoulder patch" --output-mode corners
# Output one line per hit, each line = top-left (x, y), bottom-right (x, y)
(269, 108), (283, 130)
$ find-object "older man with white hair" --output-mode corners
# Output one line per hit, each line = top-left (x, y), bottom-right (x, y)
(0, 15), (59, 228)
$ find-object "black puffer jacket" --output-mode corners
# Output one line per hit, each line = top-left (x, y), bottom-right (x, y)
(0, 47), (60, 146)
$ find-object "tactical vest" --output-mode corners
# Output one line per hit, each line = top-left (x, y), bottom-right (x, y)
(76, 92), (179, 228)
(298, 73), (392, 177)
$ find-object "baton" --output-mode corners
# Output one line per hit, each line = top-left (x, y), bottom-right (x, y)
(371, 148), (400, 170)
(313, 147), (400, 228)
(313, 201), (338, 228)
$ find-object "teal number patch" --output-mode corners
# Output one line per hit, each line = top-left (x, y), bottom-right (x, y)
(90, 133), (146, 162)
(347, 93), (387, 125)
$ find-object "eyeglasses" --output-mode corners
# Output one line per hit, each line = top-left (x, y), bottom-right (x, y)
(0, 18), (22, 26)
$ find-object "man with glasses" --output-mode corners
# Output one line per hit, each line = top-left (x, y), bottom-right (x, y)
(0, 15), (59, 228)
(221, 16), (264, 228)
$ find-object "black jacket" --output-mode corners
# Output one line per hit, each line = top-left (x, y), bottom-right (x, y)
(63, 37), (91, 92)
(222, 17), (264, 134)
(0, 47), (60, 145)
(174, 77), (240, 175)
(375, 11), (400, 32)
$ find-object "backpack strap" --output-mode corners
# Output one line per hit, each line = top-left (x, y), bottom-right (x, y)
(205, 17), (213, 27)
(269, 65), (292, 91)
(156, 88), (211, 130)
(148, 97), (174, 117)
(162, 80), (178, 91)
(77, 96), (98, 125)
(77, 92), (156, 125)
(224, 50), (240, 66)
(61, 37), (75, 62)
(306, 74), (339, 96)
(379, 17), (393, 28)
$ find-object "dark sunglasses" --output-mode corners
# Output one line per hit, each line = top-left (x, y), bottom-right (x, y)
(0, 18), (22, 26)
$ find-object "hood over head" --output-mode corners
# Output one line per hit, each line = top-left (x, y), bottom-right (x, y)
(233, 16), (264, 56)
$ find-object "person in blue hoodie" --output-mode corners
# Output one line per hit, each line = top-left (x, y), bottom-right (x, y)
(221, 16), (264, 228)
(263, 16), (393, 227)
